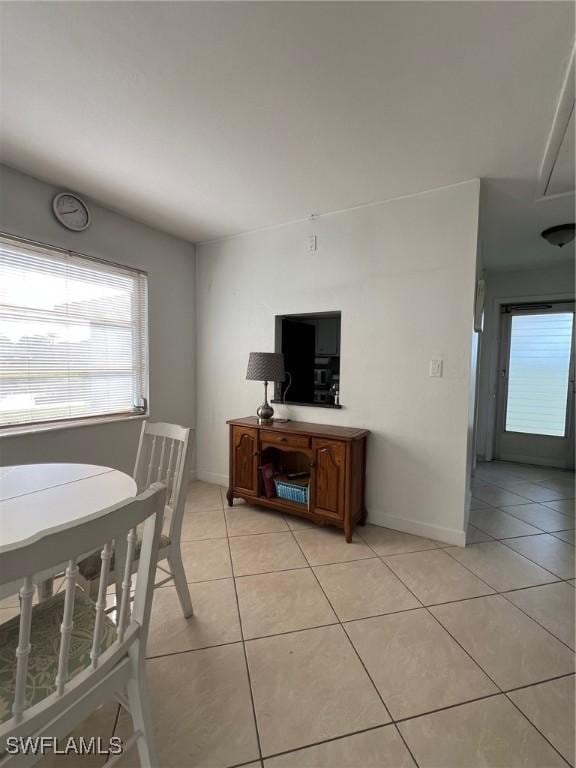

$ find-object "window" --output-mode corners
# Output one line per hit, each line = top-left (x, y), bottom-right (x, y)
(0, 235), (148, 431)
(505, 311), (574, 437)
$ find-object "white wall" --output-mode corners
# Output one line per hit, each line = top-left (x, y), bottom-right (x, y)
(0, 165), (196, 475)
(476, 260), (575, 461)
(196, 180), (481, 545)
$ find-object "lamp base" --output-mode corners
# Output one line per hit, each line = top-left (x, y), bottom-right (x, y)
(256, 403), (274, 424)
(256, 380), (274, 424)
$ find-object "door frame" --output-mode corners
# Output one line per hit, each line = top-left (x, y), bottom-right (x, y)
(484, 290), (575, 462)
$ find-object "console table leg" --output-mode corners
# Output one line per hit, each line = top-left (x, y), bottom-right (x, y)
(359, 507), (368, 525)
(226, 488), (234, 507)
(344, 516), (353, 543)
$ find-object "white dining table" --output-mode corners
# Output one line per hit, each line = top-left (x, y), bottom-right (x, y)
(0, 463), (137, 599)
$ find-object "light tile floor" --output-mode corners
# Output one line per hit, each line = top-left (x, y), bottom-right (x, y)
(20, 461), (574, 767)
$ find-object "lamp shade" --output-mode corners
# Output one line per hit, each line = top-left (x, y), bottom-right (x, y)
(246, 352), (285, 382)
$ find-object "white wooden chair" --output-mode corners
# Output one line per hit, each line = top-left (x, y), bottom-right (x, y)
(0, 483), (166, 768)
(78, 422), (193, 618)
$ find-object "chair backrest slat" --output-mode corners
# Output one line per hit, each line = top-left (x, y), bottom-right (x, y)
(165, 438), (176, 498)
(117, 527), (137, 641)
(12, 577), (34, 723)
(90, 541), (113, 669)
(170, 441), (184, 509)
(157, 436), (167, 483)
(55, 559), (78, 696)
(145, 435), (158, 488)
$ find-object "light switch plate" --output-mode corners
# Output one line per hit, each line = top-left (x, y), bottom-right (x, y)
(429, 359), (443, 377)
(308, 235), (317, 252)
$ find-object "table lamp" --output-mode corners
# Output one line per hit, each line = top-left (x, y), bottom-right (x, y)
(246, 352), (285, 424)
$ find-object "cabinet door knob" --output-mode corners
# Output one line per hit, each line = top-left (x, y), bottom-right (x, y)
(280, 437), (287, 442)
(253, 451), (259, 457)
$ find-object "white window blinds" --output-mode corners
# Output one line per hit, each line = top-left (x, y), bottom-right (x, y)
(0, 235), (148, 430)
(505, 311), (574, 437)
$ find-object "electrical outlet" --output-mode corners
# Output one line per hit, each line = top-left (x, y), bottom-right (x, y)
(429, 359), (443, 377)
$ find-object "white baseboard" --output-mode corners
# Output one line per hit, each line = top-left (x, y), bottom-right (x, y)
(367, 511), (466, 547)
(196, 469), (229, 487)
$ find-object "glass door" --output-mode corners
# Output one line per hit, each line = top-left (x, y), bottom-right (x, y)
(494, 302), (575, 468)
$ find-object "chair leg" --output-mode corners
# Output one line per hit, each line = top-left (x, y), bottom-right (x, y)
(167, 548), (193, 618)
(126, 664), (158, 768)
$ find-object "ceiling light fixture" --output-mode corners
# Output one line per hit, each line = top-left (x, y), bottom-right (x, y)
(540, 224), (575, 248)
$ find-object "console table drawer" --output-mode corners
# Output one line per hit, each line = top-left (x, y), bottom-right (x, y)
(261, 431), (310, 450)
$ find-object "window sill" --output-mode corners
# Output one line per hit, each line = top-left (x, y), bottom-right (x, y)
(0, 412), (149, 439)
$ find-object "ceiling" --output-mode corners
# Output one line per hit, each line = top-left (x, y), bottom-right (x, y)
(0, 2), (574, 269)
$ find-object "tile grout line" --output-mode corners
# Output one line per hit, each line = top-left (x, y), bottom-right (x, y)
(505, 670), (576, 695)
(180, 502), (573, 655)
(550, 531), (576, 545)
(286, 526), (422, 768)
(504, 692), (574, 768)
(441, 539), (562, 584)
(187, 483), (574, 764)
(469, 499), (566, 535)
(368, 544), (574, 761)
(473, 472), (574, 505)
(147, 580), (575, 659)
(497, 590), (576, 654)
(148, 535), (575, 659)
(227, 758), (264, 768)
(440, 544), (559, 589)
(438, 549), (576, 650)
(148, 577), (575, 661)
(490, 504), (575, 534)
(471, 494), (573, 519)
(391, 672), (576, 768)
(373, 546), (574, 764)
(227, 674), (576, 766)
(146, 638), (246, 661)
(469, 513), (564, 540)
(223, 501), (265, 767)
(255, 722), (419, 766)
(249, 664), (573, 768)
(379, 550), (498, 602)
(497, 537), (572, 580)
(370, 558), (509, 698)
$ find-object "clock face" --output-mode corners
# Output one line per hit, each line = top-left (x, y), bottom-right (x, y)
(52, 193), (91, 231)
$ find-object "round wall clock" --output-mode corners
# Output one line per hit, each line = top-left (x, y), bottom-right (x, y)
(52, 192), (91, 232)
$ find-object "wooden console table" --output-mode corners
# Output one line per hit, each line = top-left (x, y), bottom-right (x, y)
(226, 417), (368, 541)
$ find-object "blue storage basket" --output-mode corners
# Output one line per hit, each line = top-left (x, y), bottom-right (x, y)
(274, 479), (309, 505)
